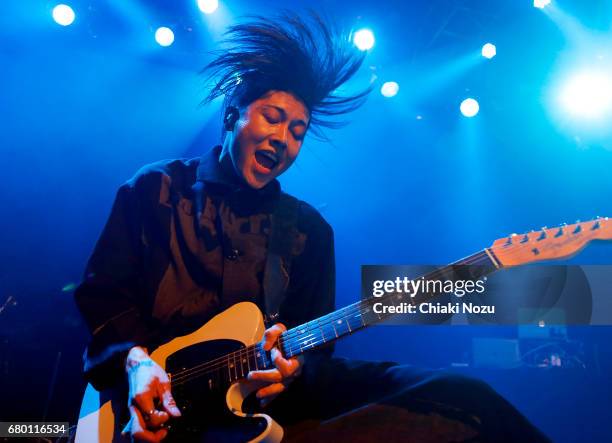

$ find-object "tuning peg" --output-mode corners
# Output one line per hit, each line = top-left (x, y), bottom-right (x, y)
(591, 220), (600, 230)
(573, 224), (582, 234)
(554, 227), (564, 237)
(537, 230), (547, 241)
(520, 234), (529, 243)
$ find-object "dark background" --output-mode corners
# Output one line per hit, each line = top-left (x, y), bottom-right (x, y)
(1, 1), (612, 441)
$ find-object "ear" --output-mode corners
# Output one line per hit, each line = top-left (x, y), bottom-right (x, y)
(224, 106), (240, 132)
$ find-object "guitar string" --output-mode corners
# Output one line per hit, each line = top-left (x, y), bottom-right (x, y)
(170, 225), (596, 385)
(169, 234), (573, 385)
(170, 245), (508, 384)
(170, 249), (492, 384)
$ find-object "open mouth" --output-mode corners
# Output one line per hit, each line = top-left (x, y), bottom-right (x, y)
(254, 150), (279, 171)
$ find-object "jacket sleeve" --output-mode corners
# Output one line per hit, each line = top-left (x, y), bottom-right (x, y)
(75, 182), (159, 390)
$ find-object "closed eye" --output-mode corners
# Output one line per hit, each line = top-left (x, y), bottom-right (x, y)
(291, 126), (306, 141)
(262, 109), (282, 124)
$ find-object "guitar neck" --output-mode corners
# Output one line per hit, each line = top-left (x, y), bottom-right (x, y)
(279, 249), (500, 359)
(167, 218), (611, 388)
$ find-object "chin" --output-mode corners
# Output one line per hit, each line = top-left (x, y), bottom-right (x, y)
(244, 173), (268, 190)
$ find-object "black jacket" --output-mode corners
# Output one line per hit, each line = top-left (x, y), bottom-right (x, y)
(75, 146), (335, 389)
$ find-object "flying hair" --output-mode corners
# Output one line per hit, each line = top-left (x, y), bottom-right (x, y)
(201, 11), (371, 139)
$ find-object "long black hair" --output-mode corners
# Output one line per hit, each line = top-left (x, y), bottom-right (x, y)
(202, 11), (371, 138)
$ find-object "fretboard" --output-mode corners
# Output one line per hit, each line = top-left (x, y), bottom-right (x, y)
(279, 249), (500, 358)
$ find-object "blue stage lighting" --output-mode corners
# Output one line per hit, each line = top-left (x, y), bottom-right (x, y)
(481, 43), (496, 59)
(155, 27), (175, 47)
(559, 70), (612, 120)
(534, 0), (551, 9)
(353, 29), (375, 51)
(380, 81), (399, 98)
(460, 98), (479, 117)
(52, 4), (75, 26)
(197, 0), (219, 14)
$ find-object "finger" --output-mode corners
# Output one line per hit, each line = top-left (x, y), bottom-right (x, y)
(262, 323), (286, 351)
(158, 381), (182, 417)
(132, 388), (167, 430)
(256, 382), (286, 399)
(132, 389), (157, 419)
(125, 406), (168, 442)
(271, 349), (301, 378)
(247, 368), (283, 383)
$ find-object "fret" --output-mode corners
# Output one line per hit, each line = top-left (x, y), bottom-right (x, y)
(227, 355), (232, 382)
(249, 347), (258, 371)
(240, 348), (248, 377)
(360, 303), (382, 324)
(318, 318), (327, 343)
(232, 352), (238, 381)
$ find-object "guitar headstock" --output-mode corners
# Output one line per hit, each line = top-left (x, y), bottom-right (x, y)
(490, 217), (611, 267)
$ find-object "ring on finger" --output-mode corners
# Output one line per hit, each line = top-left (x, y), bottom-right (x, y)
(143, 409), (155, 422)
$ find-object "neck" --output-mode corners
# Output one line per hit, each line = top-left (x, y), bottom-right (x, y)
(278, 248), (501, 359)
(217, 138), (248, 188)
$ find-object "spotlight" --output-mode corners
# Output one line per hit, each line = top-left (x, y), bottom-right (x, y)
(559, 70), (612, 119)
(533, 0), (551, 9)
(481, 43), (496, 59)
(380, 81), (399, 98)
(197, 0), (218, 14)
(460, 98), (479, 117)
(155, 27), (175, 47)
(52, 4), (75, 26)
(353, 28), (375, 51)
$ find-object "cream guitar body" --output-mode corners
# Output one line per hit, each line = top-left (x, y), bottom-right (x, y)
(75, 302), (283, 443)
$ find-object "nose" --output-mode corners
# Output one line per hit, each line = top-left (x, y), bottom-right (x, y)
(269, 125), (289, 152)
(270, 138), (287, 152)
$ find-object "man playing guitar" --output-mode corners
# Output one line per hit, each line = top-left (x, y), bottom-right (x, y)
(75, 12), (551, 443)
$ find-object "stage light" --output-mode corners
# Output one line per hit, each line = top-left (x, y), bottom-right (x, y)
(52, 4), (75, 26)
(155, 27), (175, 47)
(460, 98), (479, 117)
(533, 0), (551, 9)
(559, 70), (612, 119)
(381, 81), (399, 98)
(197, 0), (218, 14)
(353, 29), (375, 51)
(481, 43), (496, 59)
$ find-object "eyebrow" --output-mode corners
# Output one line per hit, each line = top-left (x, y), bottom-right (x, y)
(265, 105), (308, 127)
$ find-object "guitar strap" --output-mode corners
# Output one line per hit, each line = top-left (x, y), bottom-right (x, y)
(263, 192), (299, 325)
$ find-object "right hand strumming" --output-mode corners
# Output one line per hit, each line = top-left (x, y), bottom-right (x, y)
(121, 346), (182, 442)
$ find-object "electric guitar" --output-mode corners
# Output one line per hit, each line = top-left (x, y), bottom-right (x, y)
(75, 217), (611, 442)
